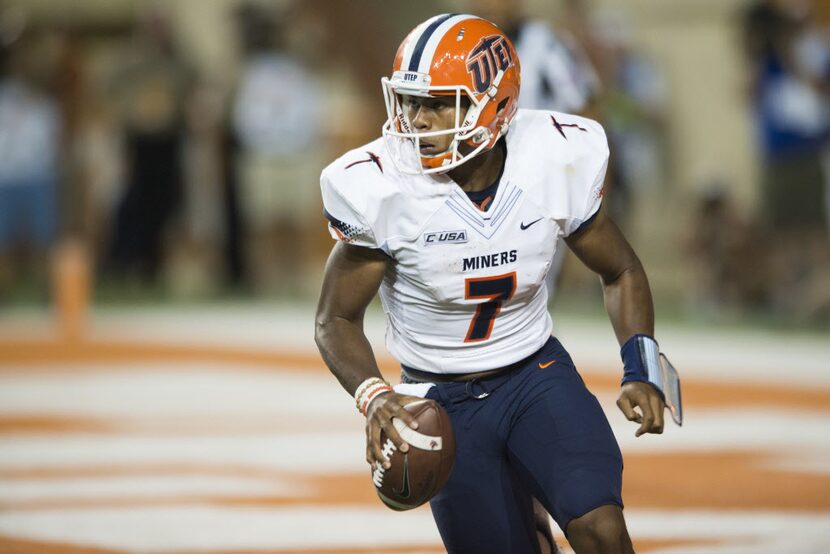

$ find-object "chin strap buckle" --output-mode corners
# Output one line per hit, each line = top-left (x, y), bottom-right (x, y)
(487, 69), (505, 99)
(472, 129), (490, 144)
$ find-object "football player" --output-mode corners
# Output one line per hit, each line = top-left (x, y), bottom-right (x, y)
(315, 14), (681, 554)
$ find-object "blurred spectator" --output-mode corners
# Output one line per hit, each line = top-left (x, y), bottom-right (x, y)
(0, 10), (62, 296)
(563, 1), (668, 225)
(742, 0), (830, 323)
(230, 2), (322, 295)
(688, 186), (769, 316)
(105, 9), (193, 285)
(474, 0), (601, 307)
(475, 0), (600, 115)
(72, 87), (122, 271)
(170, 80), (228, 296)
(743, 0), (830, 230)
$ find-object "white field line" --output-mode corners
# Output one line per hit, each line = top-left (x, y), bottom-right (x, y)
(0, 506), (829, 553)
(0, 474), (308, 502)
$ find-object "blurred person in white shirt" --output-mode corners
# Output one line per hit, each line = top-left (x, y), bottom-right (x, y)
(230, 2), (322, 295)
(0, 12), (61, 294)
(475, 0), (600, 116)
(473, 0), (601, 311)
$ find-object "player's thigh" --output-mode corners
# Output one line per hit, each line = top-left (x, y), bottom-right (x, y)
(426, 388), (541, 554)
(506, 350), (623, 531)
(429, 451), (541, 554)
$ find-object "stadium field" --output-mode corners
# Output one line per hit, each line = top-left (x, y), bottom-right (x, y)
(1, 305), (828, 553)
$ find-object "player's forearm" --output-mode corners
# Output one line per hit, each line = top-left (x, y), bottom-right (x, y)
(600, 262), (655, 345)
(314, 315), (385, 396)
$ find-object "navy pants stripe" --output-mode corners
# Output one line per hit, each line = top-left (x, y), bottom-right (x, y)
(422, 336), (623, 553)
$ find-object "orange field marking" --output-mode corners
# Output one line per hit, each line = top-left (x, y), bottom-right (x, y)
(0, 416), (116, 434)
(0, 535), (124, 554)
(0, 533), (729, 554)
(0, 414), (356, 436)
(1, 336), (828, 554)
(2, 450), (828, 513)
(624, 451), (830, 511)
(168, 541), (728, 554)
(2, 338), (829, 413)
(174, 543), (447, 554)
(633, 538), (729, 552)
(0, 339), (320, 370)
(170, 544), (728, 554)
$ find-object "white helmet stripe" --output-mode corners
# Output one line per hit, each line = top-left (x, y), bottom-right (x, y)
(400, 13), (453, 72)
(416, 14), (478, 74)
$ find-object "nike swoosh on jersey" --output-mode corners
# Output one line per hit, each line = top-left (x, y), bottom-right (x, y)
(538, 359), (557, 368)
(520, 218), (543, 230)
(393, 454), (411, 499)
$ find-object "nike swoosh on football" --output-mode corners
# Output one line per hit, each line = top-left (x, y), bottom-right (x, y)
(393, 454), (411, 499)
(520, 218), (543, 230)
(538, 360), (557, 368)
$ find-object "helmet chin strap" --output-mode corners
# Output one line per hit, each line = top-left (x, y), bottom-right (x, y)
(459, 69), (505, 145)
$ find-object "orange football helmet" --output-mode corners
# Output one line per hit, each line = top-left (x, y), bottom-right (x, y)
(382, 14), (521, 175)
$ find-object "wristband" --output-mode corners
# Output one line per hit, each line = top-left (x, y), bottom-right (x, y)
(620, 334), (664, 399)
(620, 334), (684, 426)
(354, 377), (393, 416)
(359, 383), (393, 415)
(354, 377), (385, 405)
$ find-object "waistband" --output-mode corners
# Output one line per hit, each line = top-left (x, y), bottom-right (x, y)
(401, 337), (550, 385)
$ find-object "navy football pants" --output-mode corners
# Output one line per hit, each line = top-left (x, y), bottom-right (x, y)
(421, 336), (623, 553)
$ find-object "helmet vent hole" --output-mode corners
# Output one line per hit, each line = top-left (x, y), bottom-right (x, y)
(497, 97), (510, 113)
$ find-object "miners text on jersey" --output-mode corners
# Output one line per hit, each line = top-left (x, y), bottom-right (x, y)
(462, 249), (517, 271)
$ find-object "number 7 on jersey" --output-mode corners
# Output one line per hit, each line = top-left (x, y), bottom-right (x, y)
(464, 272), (517, 342)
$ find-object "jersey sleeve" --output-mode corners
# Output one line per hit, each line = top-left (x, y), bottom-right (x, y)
(320, 168), (379, 249)
(553, 115), (608, 237)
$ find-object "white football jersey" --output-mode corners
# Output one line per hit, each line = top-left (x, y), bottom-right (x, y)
(320, 109), (607, 374)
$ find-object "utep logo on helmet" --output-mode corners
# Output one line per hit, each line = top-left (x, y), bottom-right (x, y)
(466, 35), (513, 94)
(423, 230), (468, 246)
(393, 71), (431, 88)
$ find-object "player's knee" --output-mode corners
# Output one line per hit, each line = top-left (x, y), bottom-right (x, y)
(566, 505), (633, 554)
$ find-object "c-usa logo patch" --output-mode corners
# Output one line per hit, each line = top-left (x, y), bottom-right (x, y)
(423, 230), (468, 246)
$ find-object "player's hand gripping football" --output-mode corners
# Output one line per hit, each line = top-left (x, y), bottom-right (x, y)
(365, 392), (423, 469)
(617, 382), (665, 437)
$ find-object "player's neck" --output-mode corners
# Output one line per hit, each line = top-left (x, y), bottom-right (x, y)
(447, 140), (506, 193)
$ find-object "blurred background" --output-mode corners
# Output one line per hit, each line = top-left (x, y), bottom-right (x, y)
(0, 0), (828, 552)
(0, 0), (827, 324)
